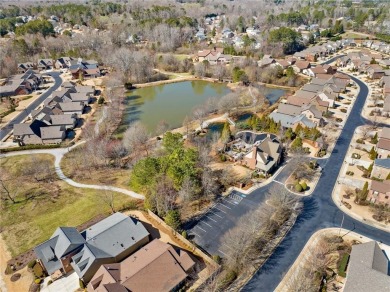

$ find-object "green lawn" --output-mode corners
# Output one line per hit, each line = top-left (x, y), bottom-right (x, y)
(0, 154), (138, 256)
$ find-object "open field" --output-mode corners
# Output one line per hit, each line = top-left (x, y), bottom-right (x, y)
(0, 154), (140, 256)
(60, 148), (132, 190)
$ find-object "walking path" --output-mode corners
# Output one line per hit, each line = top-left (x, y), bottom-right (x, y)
(1, 142), (145, 200)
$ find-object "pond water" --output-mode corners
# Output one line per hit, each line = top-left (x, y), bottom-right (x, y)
(118, 81), (231, 135)
(117, 81), (288, 135)
(259, 86), (287, 105)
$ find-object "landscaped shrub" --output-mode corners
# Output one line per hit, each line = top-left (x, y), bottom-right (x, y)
(79, 279), (86, 289)
(48, 280), (53, 285)
(98, 96), (105, 105)
(124, 82), (133, 90)
(346, 171), (354, 176)
(336, 118), (343, 122)
(181, 230), (187, 239)
(34, 279), (42, 284)
(338, 253), (350, 278)
(295, 183), (303, 192)
(300, 182), (307, 191)
(351, 153), (361, 159)
(356, 138), (365, 144)
(220, 154), (226, 162)
(27, 260), (36, 269)
(212, 254), (221, 264)
(340, 108), (347, 113)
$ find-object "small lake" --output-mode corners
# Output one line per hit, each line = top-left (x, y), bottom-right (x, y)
(259, 86), (287, 105)
(118, 81), (231, 135)
(117, 81), (287, 135)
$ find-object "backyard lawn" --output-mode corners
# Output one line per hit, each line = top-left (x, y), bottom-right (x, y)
(0, 154), (140, 257)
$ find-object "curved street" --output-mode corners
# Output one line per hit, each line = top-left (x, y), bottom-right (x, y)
(0, 71), (63, 141)
(242, 74), (390, 291)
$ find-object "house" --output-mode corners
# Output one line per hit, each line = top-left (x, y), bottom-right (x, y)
(58, 102), (84, 115)
(258, 55), (276, 68)
(371, 159), (390, 179)
(367, 66), (385, 80)
(383, 96), (390, 113)
(344, 241), (390, 292)
(368, 180), (390, 205)
(294, 90), (318, 100)
(286, 95), (312, 107)
(0, 70), (42, 97)
(40, 126), (66, 144)
(226, 132), (282, 174)
(277, 103), (302, 117)
(87, 239), (195, 292)
(269, 112), (316, 129)
(300, 105), (324, 127)
(69, 59), (101, 79)
(55, 57), (74, 69)
(275, 60), (290, 69)
(17, 62), (35, 73)
(50, 114), (77, 130)
(293, 61), (311, 73)
(35, 213), (150, 283)
(13, 120), (45, 145)
(376, 127), (390, 159)
(196, 48), (231, 65)
(37, 59), (54, 71)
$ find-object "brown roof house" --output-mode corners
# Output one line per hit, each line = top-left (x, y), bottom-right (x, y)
(376, 127), (390, 159)
(35, 213), (150, 283)
(241, 135), (282, 174)
(87, 239), (195, 292)
(293, 61), (311, 73)
(368, 180), (390, 205)
(344, 241), (390, 292)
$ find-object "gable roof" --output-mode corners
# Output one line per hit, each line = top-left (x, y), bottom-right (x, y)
(88, 239), (195, 292)
(377, 138), (390, 151)
(71, 213), (150, 279)
(374, 159), (390, 169)
(379, 127), (390, 140)
(294, 90), (318, 100)
(370, 180), (390, 194)
(40, 126), (64, 140)
(344, 241), (390, 292)
(277, 103), (302, 116)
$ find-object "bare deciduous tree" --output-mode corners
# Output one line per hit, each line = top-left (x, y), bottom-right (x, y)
(123, 121), (151, 155)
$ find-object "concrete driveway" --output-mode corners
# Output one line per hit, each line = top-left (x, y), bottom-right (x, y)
(40, 272), (79, 292)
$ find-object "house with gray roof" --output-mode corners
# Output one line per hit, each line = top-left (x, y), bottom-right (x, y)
(35, 213), (150, 283)
(269, 112), (316, 129)
(344, 241), (390, 292)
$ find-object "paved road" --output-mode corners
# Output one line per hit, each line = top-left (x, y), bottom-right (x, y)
(242, 74), (390, 291)
(186, 57), (390, 290)
(0, 72), (62, 141)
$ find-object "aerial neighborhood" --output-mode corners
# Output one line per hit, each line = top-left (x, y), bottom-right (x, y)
(1, 1), (390, 292)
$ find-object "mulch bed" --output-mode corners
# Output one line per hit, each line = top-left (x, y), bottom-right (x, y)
(10, 273), (21, 282)
(6, 249), (36, 275)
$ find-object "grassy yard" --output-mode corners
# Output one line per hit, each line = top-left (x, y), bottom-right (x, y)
(0, 154), (139, 257)
(60, 148), (132, 190)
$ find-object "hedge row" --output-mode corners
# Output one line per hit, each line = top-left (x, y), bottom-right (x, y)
(0, 144), (61, 153)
